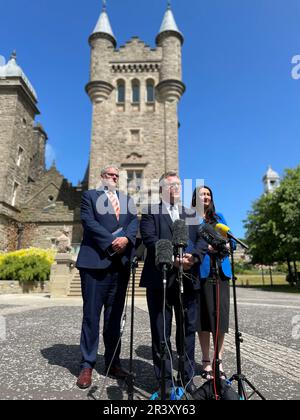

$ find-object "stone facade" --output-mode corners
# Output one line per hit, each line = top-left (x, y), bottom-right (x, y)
(0, 5), (184, 251)
(87, 9), (185, 197)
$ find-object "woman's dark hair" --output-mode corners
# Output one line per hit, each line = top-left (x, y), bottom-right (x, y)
(191, 185), (218, 224)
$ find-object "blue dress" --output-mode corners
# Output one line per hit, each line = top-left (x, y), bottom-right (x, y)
(197, 213), (232, 334)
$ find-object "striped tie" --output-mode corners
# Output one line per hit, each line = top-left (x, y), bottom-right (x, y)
(108, 191), (120, 221)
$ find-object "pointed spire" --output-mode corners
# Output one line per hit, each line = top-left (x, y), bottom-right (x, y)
(2, 50), (38, 100)
(92, 1), (117, 47)
(157, 2), (184, 45)
(10, 50), (17, 61)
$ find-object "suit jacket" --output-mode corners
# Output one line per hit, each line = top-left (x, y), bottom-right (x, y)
(140, 202), (207, 290)
(76, 188), (138, 270)
(199, 212), (236, 279)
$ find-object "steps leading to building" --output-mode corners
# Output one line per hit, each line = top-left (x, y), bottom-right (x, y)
(68, 262), (146, 298)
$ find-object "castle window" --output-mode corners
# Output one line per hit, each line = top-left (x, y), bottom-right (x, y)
(117, 80), (125, 103)
(132, 79), (140, 104)
(146, 80), (155, 103)
(12, 182), (19, 207)
(127, 170), (143, 191)
(130, 130), (141, 143)
(17, 146), (24, 167)
(48, 195), (55, 202)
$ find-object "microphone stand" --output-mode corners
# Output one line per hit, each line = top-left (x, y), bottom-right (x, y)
(210, 254), (222, 400)
(160, 263), (169, 400)
(127, 256), (138, 400)
(229, 242), (266, 400)
(176, 244), (186, 390)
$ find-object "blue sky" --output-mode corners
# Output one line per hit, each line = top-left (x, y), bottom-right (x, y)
(1, 0), (299, 237)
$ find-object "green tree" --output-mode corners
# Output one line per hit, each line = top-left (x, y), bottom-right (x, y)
(275, 166), (300, 263)
(244, 193), (281, 265)
(244, 165), (300, 270)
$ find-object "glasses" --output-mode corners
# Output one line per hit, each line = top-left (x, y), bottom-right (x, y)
(165, 183), (181, 190)
(105, 173), (119, 179)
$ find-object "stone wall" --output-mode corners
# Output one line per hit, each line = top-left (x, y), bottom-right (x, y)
(88, 36), (182, 190)
(0, 215), (9, 251)
(0, 280), (50, 294)
(22, 223), (82, 250)
(0, 79), (38, 208)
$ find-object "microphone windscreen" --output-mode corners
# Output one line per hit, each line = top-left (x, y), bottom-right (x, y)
(155, 240), (173, 269)
(198, 223), (225, 242)
(198, 223), (215, 238)
(172, 219), (189, 247)
(215, 223), (230, 238)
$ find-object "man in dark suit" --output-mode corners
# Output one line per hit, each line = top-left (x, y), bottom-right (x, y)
(140, 171), (207, 395)
(76, 165), (138, 389)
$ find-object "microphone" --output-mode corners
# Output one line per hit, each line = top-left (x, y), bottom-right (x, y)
(172, 219), (189, 249)
(215, 223), (249, 250)
(155, 240), (173, 272)
(198, 223), (229, 259)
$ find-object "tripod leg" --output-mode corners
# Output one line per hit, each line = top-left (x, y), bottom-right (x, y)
(128, 260), (137, 401)
(160, 341), (167, 400)
(243, 377), (266, 400)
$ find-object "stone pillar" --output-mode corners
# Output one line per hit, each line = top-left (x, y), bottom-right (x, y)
(50, 253), (76, 298)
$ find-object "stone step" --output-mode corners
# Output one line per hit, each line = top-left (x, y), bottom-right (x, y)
(68, 263), (145, 297)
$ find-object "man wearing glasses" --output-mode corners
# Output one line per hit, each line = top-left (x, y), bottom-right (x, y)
(76, 165), (138, 389)
(140, 171), (207, 397)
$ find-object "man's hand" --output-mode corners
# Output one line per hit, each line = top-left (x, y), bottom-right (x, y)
(112, 237), (129, 254)
(174, 253), (195, 271)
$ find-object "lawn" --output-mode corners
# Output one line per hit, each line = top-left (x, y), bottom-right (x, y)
(233, 275), (300, 293)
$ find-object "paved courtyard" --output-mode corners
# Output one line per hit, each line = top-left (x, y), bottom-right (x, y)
(0, 288), (299, 400)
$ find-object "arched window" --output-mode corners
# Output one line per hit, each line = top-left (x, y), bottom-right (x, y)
(146, 79), (155, 103)
(117, 80), (125, 103)
(132, 79), (140, 104)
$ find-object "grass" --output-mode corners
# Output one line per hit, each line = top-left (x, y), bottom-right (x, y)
(234, 275), (300, 294)
(238, 285), (300, 294)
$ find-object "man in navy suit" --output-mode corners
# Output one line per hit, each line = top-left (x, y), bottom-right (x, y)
(76, 165), (138, 389)
(140, 172), (207, 396)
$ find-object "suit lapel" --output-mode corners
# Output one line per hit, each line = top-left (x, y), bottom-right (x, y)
(117, 191), (126, 225)
(161, 202), (173, 234)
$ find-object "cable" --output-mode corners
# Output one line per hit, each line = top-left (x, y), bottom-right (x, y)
(178, 273), (197, 400)
(162, 277), (177, 396)
(212, 266), (221, 400)
(97, 276), (131, 400)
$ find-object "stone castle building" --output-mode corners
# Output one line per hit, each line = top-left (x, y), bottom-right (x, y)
(0, 3), (185, 251)
(263, 165), (280, 194)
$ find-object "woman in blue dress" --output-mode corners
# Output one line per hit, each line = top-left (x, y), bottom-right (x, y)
(192, 186), (233, 380)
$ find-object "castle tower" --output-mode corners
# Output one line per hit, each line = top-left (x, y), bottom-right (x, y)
(263, 165), (281, 194)
(86, 2), (185, 202)
(0, 52), (42, 209)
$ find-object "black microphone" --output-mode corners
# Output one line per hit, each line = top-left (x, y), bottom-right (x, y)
(155, 240), (173, 272)
(198, 223), (229, 259)
(172, 219), (189, 249)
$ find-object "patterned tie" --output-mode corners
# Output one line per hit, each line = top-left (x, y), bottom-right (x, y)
(170, 205), (178, 223)
(108, 191), (120, 221)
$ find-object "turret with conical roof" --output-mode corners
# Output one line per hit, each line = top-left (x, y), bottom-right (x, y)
(156, 2), (185, 102)
(0, 52), (45, 210)
(263, 165), (281, 194)
(86, 1), (116, 103)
